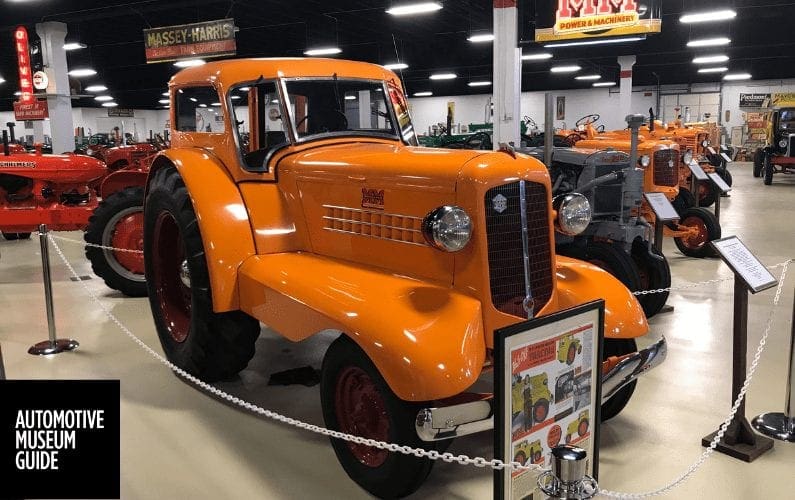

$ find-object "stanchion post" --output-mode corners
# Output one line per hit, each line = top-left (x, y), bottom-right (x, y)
(0, 343), (6, 380)
(537, 445), (597, 499)
(28, 224), (80, 356)
(752, 286), (795, 442)
(713, 184), (721, 222)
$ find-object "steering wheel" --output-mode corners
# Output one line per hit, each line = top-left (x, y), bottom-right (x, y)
(564, 133), (582, 146)
(523, 116), (538, 129)
(295, 110), (349, 134)
(464, 132), (493, 150)
(576, 114), (601, 128)
(596, 124), (605, 133)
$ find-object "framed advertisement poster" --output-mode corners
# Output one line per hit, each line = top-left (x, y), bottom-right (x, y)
(494, 301), (604, 500)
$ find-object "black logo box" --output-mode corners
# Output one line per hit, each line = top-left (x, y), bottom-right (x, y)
(0, 380), (119, 499)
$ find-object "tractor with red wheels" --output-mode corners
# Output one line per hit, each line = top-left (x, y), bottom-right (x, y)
(755, 107), (795, 184)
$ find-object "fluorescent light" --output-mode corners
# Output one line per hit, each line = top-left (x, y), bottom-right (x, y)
(68, 68), (97, 77)
(14, 91), (21, 96)
(468, 81), (491, 87)
(383, 62), (408, 70)
(593, 82), (616, 87)
(680, 9), (737, 24)
(693, 55), (729, 64)
(102, 102), (118, 107)
(174, 59), (205, 68)
(303, 47), (341, 56)
(724, 73), (752, 81)
(575, 74), (601, 81)
(544, 36), (643, 48)
(231, 95), (241, 100)
(158, 99), (169, 104)
(199, 104), (208, 108)
(0, 77), (4, 84)
(550, 65), (581, 73)
(698, 67), (728, 73)
(94, 95), (113, 101)
(687, 37), (731, 48)
(211, 102), (221, 106)
(344, 95), (357, 100)
(85, 85), (107, 92)
(386, 2), (442, 16)
(161, 92), (169, 96)
(522, 52), (553, 61)
(413, 91), (432, 97)
(63, 42), (86, 51)
(189, 97), (197, 102)
(239, 87), (250, 92)
(467, 33), (494, 43)
(429, 73), (457, 80)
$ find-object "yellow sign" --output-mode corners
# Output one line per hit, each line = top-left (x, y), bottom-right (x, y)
(535, 0), (661, 42)
(772, 93), (795, 108)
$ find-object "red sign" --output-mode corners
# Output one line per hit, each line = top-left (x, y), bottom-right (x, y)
(13, 100), (49, 121)
(15, 26), (34, 104)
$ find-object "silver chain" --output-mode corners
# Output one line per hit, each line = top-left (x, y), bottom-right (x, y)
(49, 233), (144, 253)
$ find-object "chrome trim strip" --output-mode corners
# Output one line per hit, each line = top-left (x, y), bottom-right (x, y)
(518, 181), (534, 319)
(321, 216), (422, 233)
(322, 227), (427, 246)
(322, 204), (424, 221)
(602, 335), (667, 401)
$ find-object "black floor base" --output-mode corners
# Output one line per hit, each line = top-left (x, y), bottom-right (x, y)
(658, 304), (675, 314)
(702, 417), (774, 462)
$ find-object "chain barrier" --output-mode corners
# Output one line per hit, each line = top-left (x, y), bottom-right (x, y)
(42, 232), (793, 494)
(49, 233), (144, 254)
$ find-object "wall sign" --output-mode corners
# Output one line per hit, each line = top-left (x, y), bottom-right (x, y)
(535, 0), (661, 42)
(13, 100), (49, 121)
(495, 301), (603, 500)
(15, 26), (34, 104)
(143, 18), (236, 63)
(556, 96), (566, 120)
(772, 93), (795, 108)
(739, 93), (771, 108)
(107, 108), (134, 118)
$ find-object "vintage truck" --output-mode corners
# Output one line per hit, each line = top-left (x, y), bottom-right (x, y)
(755, 107), (795, 184)
(143, 58), (666, 498)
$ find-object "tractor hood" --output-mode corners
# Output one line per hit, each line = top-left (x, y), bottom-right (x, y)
(0, 152), (107, 183)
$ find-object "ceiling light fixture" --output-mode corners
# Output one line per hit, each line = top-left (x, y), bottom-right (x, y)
(544, 36), (644, 48)
(161, 92), (169, 96)
(575, 74), (601, 81)
(84, 85), (107, 92)
(429, 72), (457, 80)
(94, 95), (113, 101)
(158, 99), (169, 104)
(344, 95), (357, 100)
(68, 68), (97, 77)
(0, 77), (5, 84)
(101, 102), (118, 107)
(231, 95), (241, 100)
(550, 65), (581, 73)
(63, 42), (87, 51)
(593, 81), (616, 87)
(383, 62), (409, 70)
(199, 104), (208, 108)
(386, 2), (442, 16)
(467, 33), (494, 43)
(303, 47), (342, 56)
(468, 81), (492, 87)
(698, 67), (729, 73)
(189, 97), (197, 102)
(211, 102), (222, 106)
(687, 37), (731, 47)
(522, 52), (553, 61)
(693, 54), (729, 64)
(413, 91), (433, 97)
(174, 59), (206, 68)
(239, 87), (250, 92)
(680, 9), (737, 24)
(724, 73), (752, 81)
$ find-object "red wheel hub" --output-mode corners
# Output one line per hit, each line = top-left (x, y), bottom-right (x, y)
(534, 402), (547, 423)
(111, 211), (144, 274)
(567, 346), (576, 364)
(334, 366), (390, 468)
(680, 216), (708, 249)
(578, 420), (588, 436)
(151, 213), (191, 343)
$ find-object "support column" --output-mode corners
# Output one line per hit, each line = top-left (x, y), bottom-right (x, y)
(35, 22), (74, 154)
(493, 0), (521, 148)
(618, 55), (636, 121)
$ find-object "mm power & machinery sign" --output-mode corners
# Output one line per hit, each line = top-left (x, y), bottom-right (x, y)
(144, 18), (236, 63)
(535, 0), (661, 42)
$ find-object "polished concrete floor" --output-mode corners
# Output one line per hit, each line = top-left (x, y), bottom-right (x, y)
(1, 162), (794, 499)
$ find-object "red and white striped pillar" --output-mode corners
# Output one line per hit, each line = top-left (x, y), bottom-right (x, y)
(617, 55), (636, 120)
(493, 0), (521, 148)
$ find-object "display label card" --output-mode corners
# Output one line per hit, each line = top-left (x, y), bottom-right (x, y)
(494, 301), (603, 500)
(0, 380), (120, 499)
(721, 152), (733, 163)
(644, 192), (679, 221)
(707, 146), (717, 155)
(708, 172), (731, 193)
(711, 236), (777, 293)
(688, 161), (709, 181)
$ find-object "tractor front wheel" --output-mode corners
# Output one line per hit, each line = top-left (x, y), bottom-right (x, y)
(753, 149), (763, 177)
(673, 207), (721, 258)
(672, 187), (697, 216)
(601, 339), (638, 421)
(697, 181), (718, 207)
(514, 451), (526, 466)
(2, 232), (30, 240)
(631, 240), (671, 318)
(559, 241), (641, 294)
(763, 154), (775, 185)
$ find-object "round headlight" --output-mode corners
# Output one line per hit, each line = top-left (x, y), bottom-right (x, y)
(779, 138), (788, 148)
(553, 193), (592, 236)
(701, 139), (709, 148)
(422, 206), (472, 252)
(683, 150), (693, 164)
(638, 155), (651, 168)
(86, 148), (93, 155)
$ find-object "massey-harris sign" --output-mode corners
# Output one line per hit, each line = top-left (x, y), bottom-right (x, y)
(535, 0), (661, 42)
(143, 18), (236, 63)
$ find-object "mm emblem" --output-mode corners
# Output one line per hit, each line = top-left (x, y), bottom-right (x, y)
(361, 188), (385, 210)
(493, 193), (508, 213)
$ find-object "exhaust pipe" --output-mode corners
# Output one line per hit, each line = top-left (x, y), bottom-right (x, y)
(6, 122), (16, 142)
(2, 130), (9, 156)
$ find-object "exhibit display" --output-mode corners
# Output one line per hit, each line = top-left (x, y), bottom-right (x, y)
(755, 108), (795, 184)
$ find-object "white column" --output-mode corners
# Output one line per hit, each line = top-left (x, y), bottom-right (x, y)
(35, 22), (74, 154)
(493, 0), (521, 148)
(617, 55), (636, 120)
(33, 121), (45, 144)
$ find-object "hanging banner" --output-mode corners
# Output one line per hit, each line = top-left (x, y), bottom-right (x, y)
(739, 93), (771, 108)
(772, 93), (795, 108)
(143, 18), (236, 63)
(13, 100), (48, 121)
(15, 26), (34, 103)
(535, 0), (661, 42)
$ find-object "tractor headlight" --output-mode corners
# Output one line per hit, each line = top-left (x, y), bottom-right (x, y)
(553, 193), (591, 236)
(422, 206), (472, 252)
(683, 150), (693, 164)
(779, 138), (788, 149)
(701, 139), (709, 148)
(639, 155), (651, 168)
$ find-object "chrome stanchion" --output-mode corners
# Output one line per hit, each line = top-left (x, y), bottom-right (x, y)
(537, 445), (597, 499)
(752, 287), (795, 442)
(28, 224), (79, 356)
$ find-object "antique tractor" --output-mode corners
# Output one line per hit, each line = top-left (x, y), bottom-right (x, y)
(0, 131), (106, 240)
(513, 439), (543, 466)
(512, 373), (553, 430)
(557, 334), (582, 365)
(565, 410), (590, 444)
(755, 107), (795, 184)
(142, 58), (666, 498)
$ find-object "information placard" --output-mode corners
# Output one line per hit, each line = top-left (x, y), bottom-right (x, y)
(495, 301), (603, 500)
(708, 172), (731, 193)
(711, 236), (777, 293)
(644, 192), (679, 222)
(721, 152), (733, 163)
(688, 161), (709, 181)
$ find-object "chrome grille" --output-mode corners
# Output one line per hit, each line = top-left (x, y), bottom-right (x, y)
(484, 182), (553, 317)
(653, 149), (678, 187)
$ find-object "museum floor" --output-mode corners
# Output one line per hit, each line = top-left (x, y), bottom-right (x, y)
(1, 162), (794, 499)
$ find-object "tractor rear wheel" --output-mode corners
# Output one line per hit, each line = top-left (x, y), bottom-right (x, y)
(697, 181), (717, 207)
(763, 155), (774, 185)
(753, 149), (763, 177)
(631, 240), (671, 318)
(601, 339), (638, 421)
(144, 166), (260, 381)
(560, 241), (641, 293)
(85, 187), (147, 297)
(674, 207), (721, 258)
(671, 188), (697, 216)
(1, 232), (31, 240)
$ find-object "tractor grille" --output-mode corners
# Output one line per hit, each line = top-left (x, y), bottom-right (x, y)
(592, 163), (625, 215)
(653, 149), (678, 187)
(484, 181), (553, 317)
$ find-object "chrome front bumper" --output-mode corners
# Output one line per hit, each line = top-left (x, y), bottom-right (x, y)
(415, 335), (667, 442)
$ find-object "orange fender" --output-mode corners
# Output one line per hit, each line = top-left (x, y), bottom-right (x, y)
(554, 256), (648, 339)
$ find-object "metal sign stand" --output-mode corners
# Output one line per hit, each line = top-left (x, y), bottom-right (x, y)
(0, 343), (6, 380)
(752, 287), (795, 442)
(28, 224), (80, 356)
(537, 446), (597, 499)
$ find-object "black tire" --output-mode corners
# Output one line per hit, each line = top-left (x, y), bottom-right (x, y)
(144, 166), (260, 381)
(85, 187), (147, 296)
(674, 207), (721, 258)
(321, 334), (437, 498)
(716, 167), (733, 187)
(763, 154), (774, 185)
(601, 339), (638, 421)
(2, 232), (19, 240)
(532, 399), (550, 425)
(671, 187), (697, 216)
(752, 148), (763, 177)
(697, 181), (717, 208)
(16, 232), (31, 240)
(514, 451), (526, 466)
(631, 241), (671, 318)
(559, 241), (642, 293)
